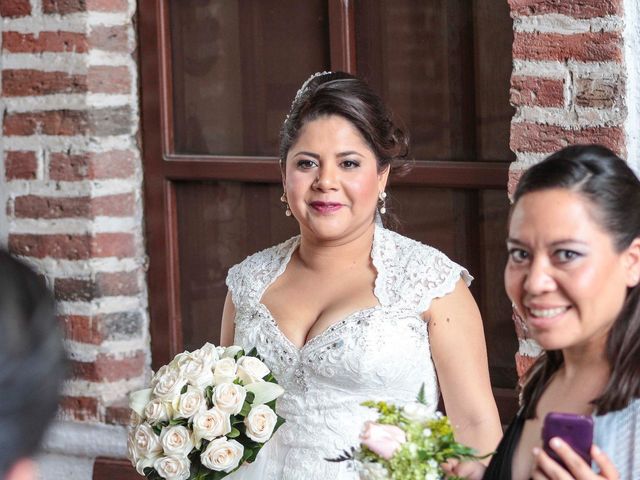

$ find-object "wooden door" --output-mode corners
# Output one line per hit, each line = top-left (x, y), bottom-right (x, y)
(138, 0), (517, 420)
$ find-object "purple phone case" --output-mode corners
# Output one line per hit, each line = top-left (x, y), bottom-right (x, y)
(542, 412), (594, 469)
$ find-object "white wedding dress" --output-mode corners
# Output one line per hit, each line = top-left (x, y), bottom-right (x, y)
(225, 224), (471, 479)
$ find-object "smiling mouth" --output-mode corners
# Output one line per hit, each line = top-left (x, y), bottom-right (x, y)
(309, 202), (343, 213)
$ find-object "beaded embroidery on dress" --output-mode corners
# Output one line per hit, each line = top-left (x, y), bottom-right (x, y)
(224, 225), (472, 479)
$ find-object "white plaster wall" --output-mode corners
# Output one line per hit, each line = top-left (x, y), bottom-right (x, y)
(624, 0), (640, 172)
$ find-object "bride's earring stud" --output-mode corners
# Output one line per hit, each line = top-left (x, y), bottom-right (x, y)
(280, 193), (292, 217)
(378, 191), (387, 215)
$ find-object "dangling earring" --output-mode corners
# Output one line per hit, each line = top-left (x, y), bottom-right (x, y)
(280, 193), (292, 217)
(378, 191), (387, 214)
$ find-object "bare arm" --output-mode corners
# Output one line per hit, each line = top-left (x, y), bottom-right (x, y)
(427, 278), (502, 460)
(220, 291), (236, 347)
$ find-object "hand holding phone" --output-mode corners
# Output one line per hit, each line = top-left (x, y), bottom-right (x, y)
(542, 412), (594, 469)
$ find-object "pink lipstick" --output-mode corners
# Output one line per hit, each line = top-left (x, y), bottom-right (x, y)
(309, 201), (343, 214)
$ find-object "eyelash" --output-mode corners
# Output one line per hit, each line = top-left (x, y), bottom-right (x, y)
(296, 159), (317, 169)
(508, 248), (529, 263)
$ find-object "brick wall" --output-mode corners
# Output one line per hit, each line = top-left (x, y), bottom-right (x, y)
(508, 0), (638, 377)
(0, 0), (148, 478)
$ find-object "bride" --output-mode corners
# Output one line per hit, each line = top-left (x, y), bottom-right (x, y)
(220, 71), (502, 479)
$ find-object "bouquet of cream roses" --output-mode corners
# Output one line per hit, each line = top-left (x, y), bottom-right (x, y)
(127, 343), (284, 480)
(330, 388), (486, 480)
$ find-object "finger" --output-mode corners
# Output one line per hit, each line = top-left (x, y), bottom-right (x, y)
(548, 437), (595, 478)
(533, 446), (572, 480)
(591, 445), (619, 480)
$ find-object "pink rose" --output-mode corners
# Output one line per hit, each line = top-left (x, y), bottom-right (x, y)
(360, 421), (406, 460)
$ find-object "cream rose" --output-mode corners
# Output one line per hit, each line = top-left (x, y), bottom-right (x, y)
(153, 455), (191, 480)
(127, 430), (155, 475)
(200, 437), (244, 473)
(243, 404), (278, 443)
(179, 353), (214, 388)
(212, 383), (247, 415)
(213, 357), (238, 385)
(144, 398), (172, 424)
(402, 402), (433, 423)
(237, 356), (270, 385)
(193, 342), (220, 369)
(174, 386), (206, 420)
(192, 407), (232, 444)
(153, 368), (187, 402)
(160, 425), (194, 457)
(131, 423), (162, 460)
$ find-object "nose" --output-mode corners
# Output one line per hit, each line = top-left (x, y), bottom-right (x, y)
(523, 256), (555, 295)
(313, 164), (339, 191)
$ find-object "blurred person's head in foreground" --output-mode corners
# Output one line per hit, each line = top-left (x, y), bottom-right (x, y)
(0, 251), (66, 480)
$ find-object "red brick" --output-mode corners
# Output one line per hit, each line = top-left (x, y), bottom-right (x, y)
(5, 151), (38, 180)
(59, 396), (100, 421)
(14, 195), (91, 219)
(49, 150), (136, 181)
(105, 400), (132, 425)
(93, 232), (136, 258)
(87, 0), (128, 12)
(510, 123), (625, 155)
(70, 351), (145, 382)
(508, 168), (525, 200)
(510, 76), (564, 107)
(513, 32), (622, 62)
(2, 31), (87, 53)
(9, 234), (92, 259)
(87, 66), (131, 94)
(59, 314), (101, 344)
(4, 110), (89, 136)
(509, 0), (622, 19)
(4, 108), (131, 136)
(574, 76), (623, 109)
(43, 0), (85, 14)
(515, 352), (538, 379)
(96, 270), (140, 296)
(2, 70), (87, 97)
(55, 278), (96, 302)
(92, 193), (135, 217)
(88, 25), (129, 52)
(0, 0), (31, 17)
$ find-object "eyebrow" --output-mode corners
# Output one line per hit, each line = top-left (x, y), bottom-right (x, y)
(506, 238), (590, 247)
(291, 150), (365, 159)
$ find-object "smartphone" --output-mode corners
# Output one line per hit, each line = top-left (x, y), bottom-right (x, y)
(542, 412), (594, 469)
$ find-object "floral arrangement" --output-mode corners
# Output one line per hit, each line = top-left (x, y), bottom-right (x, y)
(127, 343), (284, 480)
(330, 387), (486, 480)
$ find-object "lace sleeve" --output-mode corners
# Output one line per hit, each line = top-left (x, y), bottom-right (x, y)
(225, 262), (244, 317)
(414, 248), (473, 314)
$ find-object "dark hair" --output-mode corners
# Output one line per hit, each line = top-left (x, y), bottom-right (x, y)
(514, 144), (640, 417)
(280, 72), (410, 226)
(0, 251), (66, 476)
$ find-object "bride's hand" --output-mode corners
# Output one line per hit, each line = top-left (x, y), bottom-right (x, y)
(531, 438), (619, 480)
(441, 459), (486, 480)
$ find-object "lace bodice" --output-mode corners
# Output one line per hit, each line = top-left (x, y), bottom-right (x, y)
(225, 225), (471, 479)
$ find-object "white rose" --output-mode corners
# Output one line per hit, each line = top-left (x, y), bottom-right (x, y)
(153, 455), (191, 480)
(213, 383), (247, 415)
(200, 437), (244, 473)
(237, 356), (270, 385)
(160, 425), (194, 456)
(144, 398), (172, 425)
(131, 423), (162, 460)
(243, 404), (278, 443)
(213, 357), (238, 385)
(151, 364), (169, 387)
(359, 460), (389, 480)
(127, 430), (155, 474)
(179, 353), (214, 388)
(174, 386), (206, 420)
(221, 345), (243, 359)
(402, 402), (433, 423)
(153, 368), (188, 402)
(193, 342), (220, 369)
(192, 407), (232, 444)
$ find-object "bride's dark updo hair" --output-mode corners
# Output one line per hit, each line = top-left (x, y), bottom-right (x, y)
(279, 71), (410, 177)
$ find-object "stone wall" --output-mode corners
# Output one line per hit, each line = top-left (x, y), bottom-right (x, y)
(0, 0), (149, 478)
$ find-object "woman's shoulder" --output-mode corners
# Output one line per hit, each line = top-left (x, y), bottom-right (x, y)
(229, 236), (299, 275)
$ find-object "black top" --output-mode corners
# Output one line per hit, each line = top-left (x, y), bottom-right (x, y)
(482, 408), (526, 480)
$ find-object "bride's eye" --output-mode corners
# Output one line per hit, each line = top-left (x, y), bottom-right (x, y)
(508, 248), (529, 263)
(297, 159), (317, 169)
(341, 159), (360, 169)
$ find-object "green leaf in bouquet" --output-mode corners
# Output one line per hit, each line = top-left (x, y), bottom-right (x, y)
(228, 427), (241, 438)
(152, 424), (162, 436)
(245, 381), (284, 405)
(143, 467), (162, 480)
(416, 383), (427, 405)
(239, 400), (251, 417)
(181, 384), (188, 395)
(168, 417), (188, 427)
(242, 447), (254, 463)
(245, 391), (255, 404)
(246, 347), (258, 357)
